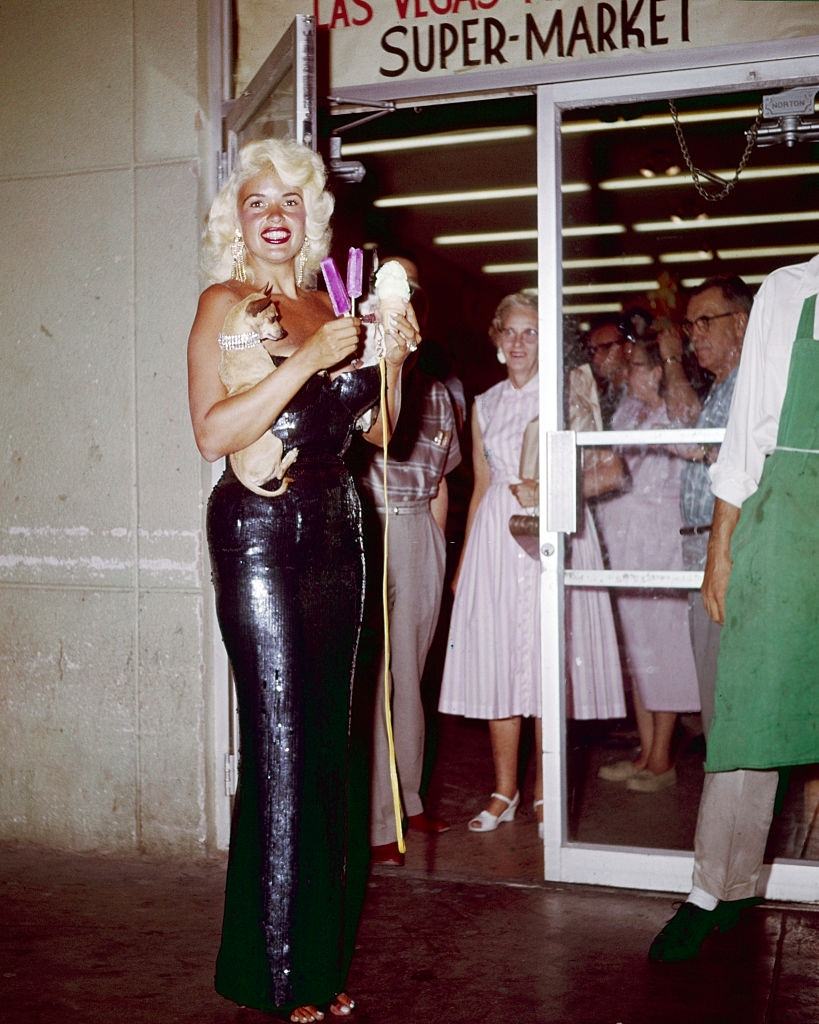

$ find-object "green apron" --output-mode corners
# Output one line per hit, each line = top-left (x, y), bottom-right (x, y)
(706, 293), (819, 773)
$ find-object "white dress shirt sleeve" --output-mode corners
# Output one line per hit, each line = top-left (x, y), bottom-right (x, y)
(710, 256), (819, 509)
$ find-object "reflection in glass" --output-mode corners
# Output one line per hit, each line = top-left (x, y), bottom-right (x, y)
(561, 89), (819, 862)
(237, 68), (297, 146)
(595, 342), (700, 781)
(564, 363), (624, 722)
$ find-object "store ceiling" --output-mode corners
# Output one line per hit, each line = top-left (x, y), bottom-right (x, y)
(332, 89), (819, 324)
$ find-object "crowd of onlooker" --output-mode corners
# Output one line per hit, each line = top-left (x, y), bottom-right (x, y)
(575, 276), (753, 794)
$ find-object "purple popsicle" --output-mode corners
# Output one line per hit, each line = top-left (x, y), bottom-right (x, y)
(320, 256), (351, 316)
(346, 247), (363, 300)
(346, 247), (364, 316)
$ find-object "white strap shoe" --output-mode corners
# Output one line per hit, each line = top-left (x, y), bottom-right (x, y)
(468, 791), (520, 832)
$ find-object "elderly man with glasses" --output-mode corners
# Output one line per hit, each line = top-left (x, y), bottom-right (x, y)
(585, 315), (632, 427)
(658, 275), (755, 732)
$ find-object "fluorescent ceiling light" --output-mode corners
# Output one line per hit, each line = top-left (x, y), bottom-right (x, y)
(342, 125), (535, 155)
(375, 183), (587, 208)
(661, 244), (819, 262)
(717, 244), (819, 259)
(564, 255), (653, 269)
(601, 164), (818, 190)
(483, 254), (653, 273)
(564, 224), (626, 237)
(683, 273), (767, 288)
(483, 262), (538, 273)
(563, 280), (658, 295)
(436, 223), (625, 245)
(634, 211), (819, 231)
(659, 250), (714, 263)
(563, 302), (622, 314)
(602, 172), (687, 190)
(376, 186), (536, 208)
(561, 106), (762, 134)
(435, 229), (537, 245)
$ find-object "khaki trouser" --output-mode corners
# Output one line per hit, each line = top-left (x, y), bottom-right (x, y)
(682, 531), (779, 901)
(369, 507), (446, 846)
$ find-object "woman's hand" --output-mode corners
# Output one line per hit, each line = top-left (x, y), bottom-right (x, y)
(510, 479), (538, 508)
(301, 316), (361, 374)
(655, 319), (684, 363)
(383, 306), (422, 367)
(655, 317), (701, 426)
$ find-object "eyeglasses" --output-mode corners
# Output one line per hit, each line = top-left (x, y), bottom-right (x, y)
(681, 311), (735, 336)
(499, 326), (538, 342)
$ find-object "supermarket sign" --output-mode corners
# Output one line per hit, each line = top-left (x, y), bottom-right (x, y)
(311, 0), (819, 88)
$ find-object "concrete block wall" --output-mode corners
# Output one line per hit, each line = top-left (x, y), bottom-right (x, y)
(0, 0), (216, 855)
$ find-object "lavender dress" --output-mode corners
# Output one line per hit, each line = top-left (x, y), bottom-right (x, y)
(439, 375), (540, 719)
(596, 397), (700, 714)
(565, 366), (625, 720)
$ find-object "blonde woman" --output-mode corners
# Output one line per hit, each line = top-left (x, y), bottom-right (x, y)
(438, 293), (542, 835)
(188, 139), (418, 1023)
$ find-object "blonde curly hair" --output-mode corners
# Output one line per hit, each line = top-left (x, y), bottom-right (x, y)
(200, 138), (334, 287)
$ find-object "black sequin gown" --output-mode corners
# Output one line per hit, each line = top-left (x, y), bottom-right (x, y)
(207, 361), (380, 1015)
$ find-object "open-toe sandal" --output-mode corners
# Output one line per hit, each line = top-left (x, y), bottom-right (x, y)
(329, 993), (356, 1017)
(468, 791), (520, 832)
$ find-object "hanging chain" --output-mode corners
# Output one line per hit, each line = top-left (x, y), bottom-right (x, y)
(669, 99), (763, 202)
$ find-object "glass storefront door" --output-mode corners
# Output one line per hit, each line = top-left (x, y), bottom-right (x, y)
(537, 57), (819, 901)
(214, 4), (819, 895)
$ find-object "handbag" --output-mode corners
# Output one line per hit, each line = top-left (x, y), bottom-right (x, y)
(509, 416), (540, 559)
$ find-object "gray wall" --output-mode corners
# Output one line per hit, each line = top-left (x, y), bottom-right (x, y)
(0, 0), (218, 855)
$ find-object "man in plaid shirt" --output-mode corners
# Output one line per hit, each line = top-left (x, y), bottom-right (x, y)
(353, 258), (462, 867)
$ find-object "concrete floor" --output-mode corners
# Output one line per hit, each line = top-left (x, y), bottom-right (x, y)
(414, 713), (819, 883)
(2, 842), (818, 1024)
(4, 712), (818, 1024)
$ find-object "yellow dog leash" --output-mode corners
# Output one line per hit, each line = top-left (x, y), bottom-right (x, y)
(378, 356), (406, 854)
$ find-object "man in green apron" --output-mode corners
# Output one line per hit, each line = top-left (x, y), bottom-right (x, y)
(650, 254), (819, 962)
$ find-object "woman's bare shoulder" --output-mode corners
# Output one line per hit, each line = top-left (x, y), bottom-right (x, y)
(198, 281), (244, 314)
(189, 283), (244, 358)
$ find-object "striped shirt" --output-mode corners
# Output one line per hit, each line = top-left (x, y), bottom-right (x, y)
(357, 376), (461, 508)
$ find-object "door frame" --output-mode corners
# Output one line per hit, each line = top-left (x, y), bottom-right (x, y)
(536, 55), (819, 900)
(208, 5), (819, 886)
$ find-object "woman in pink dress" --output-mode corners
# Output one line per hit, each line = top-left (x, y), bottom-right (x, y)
(596, 340), (700, 792)
(438, 293), (541, 835)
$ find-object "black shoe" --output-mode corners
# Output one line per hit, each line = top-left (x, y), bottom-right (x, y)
(648, 902), (720, 963)
(714, 895), (764, 931)
(648, 898), (763, 963)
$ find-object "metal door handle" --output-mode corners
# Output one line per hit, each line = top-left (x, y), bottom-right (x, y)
(544, 430), (577, 535)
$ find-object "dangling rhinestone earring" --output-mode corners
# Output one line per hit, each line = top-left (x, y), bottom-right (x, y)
(496, 347), (507, 365)
(296, 240), (310, 288)
(230, 228), (247, 283)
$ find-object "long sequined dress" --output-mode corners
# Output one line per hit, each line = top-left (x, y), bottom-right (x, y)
(207, 360), (380, 1015)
